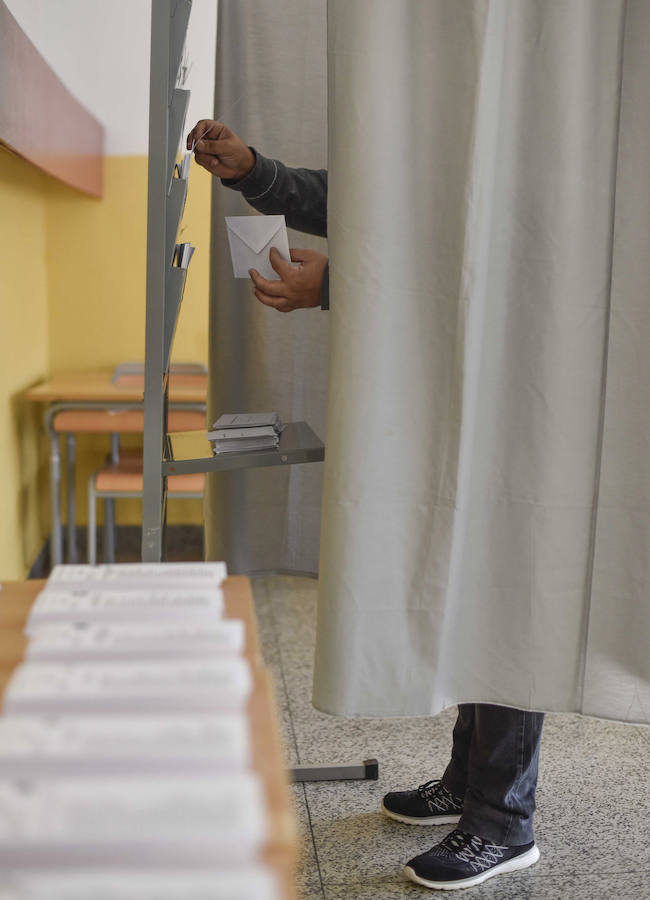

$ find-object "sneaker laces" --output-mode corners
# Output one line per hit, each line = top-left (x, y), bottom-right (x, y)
(417, 780), (463, 812)
(437, 829), (509, 872)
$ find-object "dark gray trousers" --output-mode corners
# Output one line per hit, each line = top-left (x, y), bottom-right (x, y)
(441, 703), (544, 846)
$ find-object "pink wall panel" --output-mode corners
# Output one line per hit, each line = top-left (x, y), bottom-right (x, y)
(0, 0), (104, 197)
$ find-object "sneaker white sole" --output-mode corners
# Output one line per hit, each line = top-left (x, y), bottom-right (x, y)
(403, 844), (540, 890)
(381, 801), (462, 826)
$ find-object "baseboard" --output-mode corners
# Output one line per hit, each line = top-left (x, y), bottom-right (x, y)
(28, 524), (205, 578)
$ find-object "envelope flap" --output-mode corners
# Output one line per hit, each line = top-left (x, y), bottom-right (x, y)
(225, 216), (285, 255)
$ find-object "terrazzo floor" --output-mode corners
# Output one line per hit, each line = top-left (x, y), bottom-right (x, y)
(250, 575), (650, 900)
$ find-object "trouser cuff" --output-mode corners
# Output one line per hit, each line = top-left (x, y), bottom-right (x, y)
(459, 799), (535, 846)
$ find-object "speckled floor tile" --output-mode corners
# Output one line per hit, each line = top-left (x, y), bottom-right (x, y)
(253, 576), (650, 896)
(289, 782), (324, 899)
(322, 872), (650, 899)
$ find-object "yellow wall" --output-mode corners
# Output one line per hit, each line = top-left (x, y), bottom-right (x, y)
(45, 155), (211, 528)
(0, 146), (51, 579)
(0, 150), (212, 577)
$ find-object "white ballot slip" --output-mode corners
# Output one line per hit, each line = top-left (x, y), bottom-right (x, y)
(3, 658), (252, 714)
(0, 773), (267, 867)
(211, 412), (283, 431)
(1, 868), (279, 900)
(46, 562), (227, 589)
(225, 215), (291, 280)
(25, 619), (245, 662)
(25, 588), (224, 634)
(0, 713), (251, 776)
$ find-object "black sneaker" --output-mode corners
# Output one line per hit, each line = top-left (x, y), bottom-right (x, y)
(404, 828), (540, 891)
(382, 779), (464, 825)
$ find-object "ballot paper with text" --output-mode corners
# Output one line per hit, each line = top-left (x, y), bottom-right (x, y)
(25, 619), (245, 662)
(45, 562), (227, 590)
(0, 868), (279, 900)
(0, 773), (267, 867)
(0, 713), (250, 775)
(3, 658), (252, 714)
(25, 588), (224, 634)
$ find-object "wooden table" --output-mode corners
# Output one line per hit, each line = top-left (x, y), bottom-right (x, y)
(24, 372), (208, 406)
(0, 576), (297, 899)
(24, 371), (208, 566)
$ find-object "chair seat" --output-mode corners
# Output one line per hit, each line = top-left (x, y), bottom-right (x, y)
(95, 460), (204, 495)
(53, 409), (204, 433)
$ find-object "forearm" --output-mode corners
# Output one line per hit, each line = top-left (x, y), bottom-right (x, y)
(222, 148), (328, 239)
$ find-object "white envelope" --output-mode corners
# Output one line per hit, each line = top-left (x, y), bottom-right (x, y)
(225, 215), (291, 280)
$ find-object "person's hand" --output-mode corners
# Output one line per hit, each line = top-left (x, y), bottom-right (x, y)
(186, 120), (255, 181)
(250, 248), (328, 313)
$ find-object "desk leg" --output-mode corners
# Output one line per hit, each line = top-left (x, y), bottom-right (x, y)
(49, 431), (63, 566)
(66, 434), (78, 563)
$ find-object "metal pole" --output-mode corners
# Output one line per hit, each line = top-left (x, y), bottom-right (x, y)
(142, 0), (173, 561)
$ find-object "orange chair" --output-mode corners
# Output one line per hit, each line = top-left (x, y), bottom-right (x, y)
(87, 455), (205, 564)
(47, 365), (206, 564)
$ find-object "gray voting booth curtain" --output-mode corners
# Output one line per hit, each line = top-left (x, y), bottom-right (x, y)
(313, 0), (650, 722)
(204, 0), (328, 575)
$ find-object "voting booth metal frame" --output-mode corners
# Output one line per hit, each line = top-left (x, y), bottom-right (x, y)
(142, 0), (326, 561)
(142, 0), (376, 788)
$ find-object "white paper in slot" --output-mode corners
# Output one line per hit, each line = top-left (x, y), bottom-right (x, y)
(0, 713), (250, 775)
(0, 773), (267, 867)
(25, 589), (224, 634)
(3, 658), (252, 715)
(25, 619), (244, 661)
(1, 868), (279, 900)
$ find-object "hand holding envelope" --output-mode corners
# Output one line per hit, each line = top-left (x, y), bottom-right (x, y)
(225, 215), (292, 281)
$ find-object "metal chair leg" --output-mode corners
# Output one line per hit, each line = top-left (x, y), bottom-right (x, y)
(88, 475), (97, 565)
(103, 499), (116, 562)
(66, 434), (78, 563)
(48, 430), (63, 566)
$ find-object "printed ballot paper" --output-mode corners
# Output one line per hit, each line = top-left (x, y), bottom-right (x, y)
(3, 658), (252, 714)
(2, 869), (279, 900)
(45, 562), (227, 589)
(25, 619), (245, 662)
(0, 714), (250, 775)
(0, 868), (279, 900)
(0, 773), (267, 866)
(225, 215), (291, 280)
(24, 589), (224, 634)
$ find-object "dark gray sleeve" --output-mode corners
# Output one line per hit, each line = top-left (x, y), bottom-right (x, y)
(222, 148), (329, 310)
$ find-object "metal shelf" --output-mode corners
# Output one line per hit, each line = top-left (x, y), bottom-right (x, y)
(163, 423), (325, 475)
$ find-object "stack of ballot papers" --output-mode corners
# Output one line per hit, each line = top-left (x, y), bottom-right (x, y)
(0, 869), (279, 900)
(0, 562), (283, 896)
(0, 714), (250, 775)
(24, 620), (245, 661)
(207, 412), (284, 454)
(0, 774), (266, 866)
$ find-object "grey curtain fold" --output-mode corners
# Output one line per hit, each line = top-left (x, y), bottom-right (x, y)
(313, 0), (649, 722)
(204, 0), (328, 575)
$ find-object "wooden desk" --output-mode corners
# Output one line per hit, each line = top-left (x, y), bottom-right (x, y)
(0, 576), (297, 899)
(24, 371), (208, 406)
(24, 371), (208, 566)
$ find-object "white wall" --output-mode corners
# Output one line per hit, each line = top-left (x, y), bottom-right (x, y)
(5, 0), (217, 155)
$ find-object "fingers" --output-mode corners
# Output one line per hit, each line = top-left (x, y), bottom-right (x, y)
(193, 151), (219, 172)
(253, 289), (293, 312)
(194, 137), (232, 155)
(269, 247), (294, 278)
(194, 151), (234, 177)
(186, 120), (225, 150)
(289, 248), (311, 263)
(249, 268), (285, 297)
